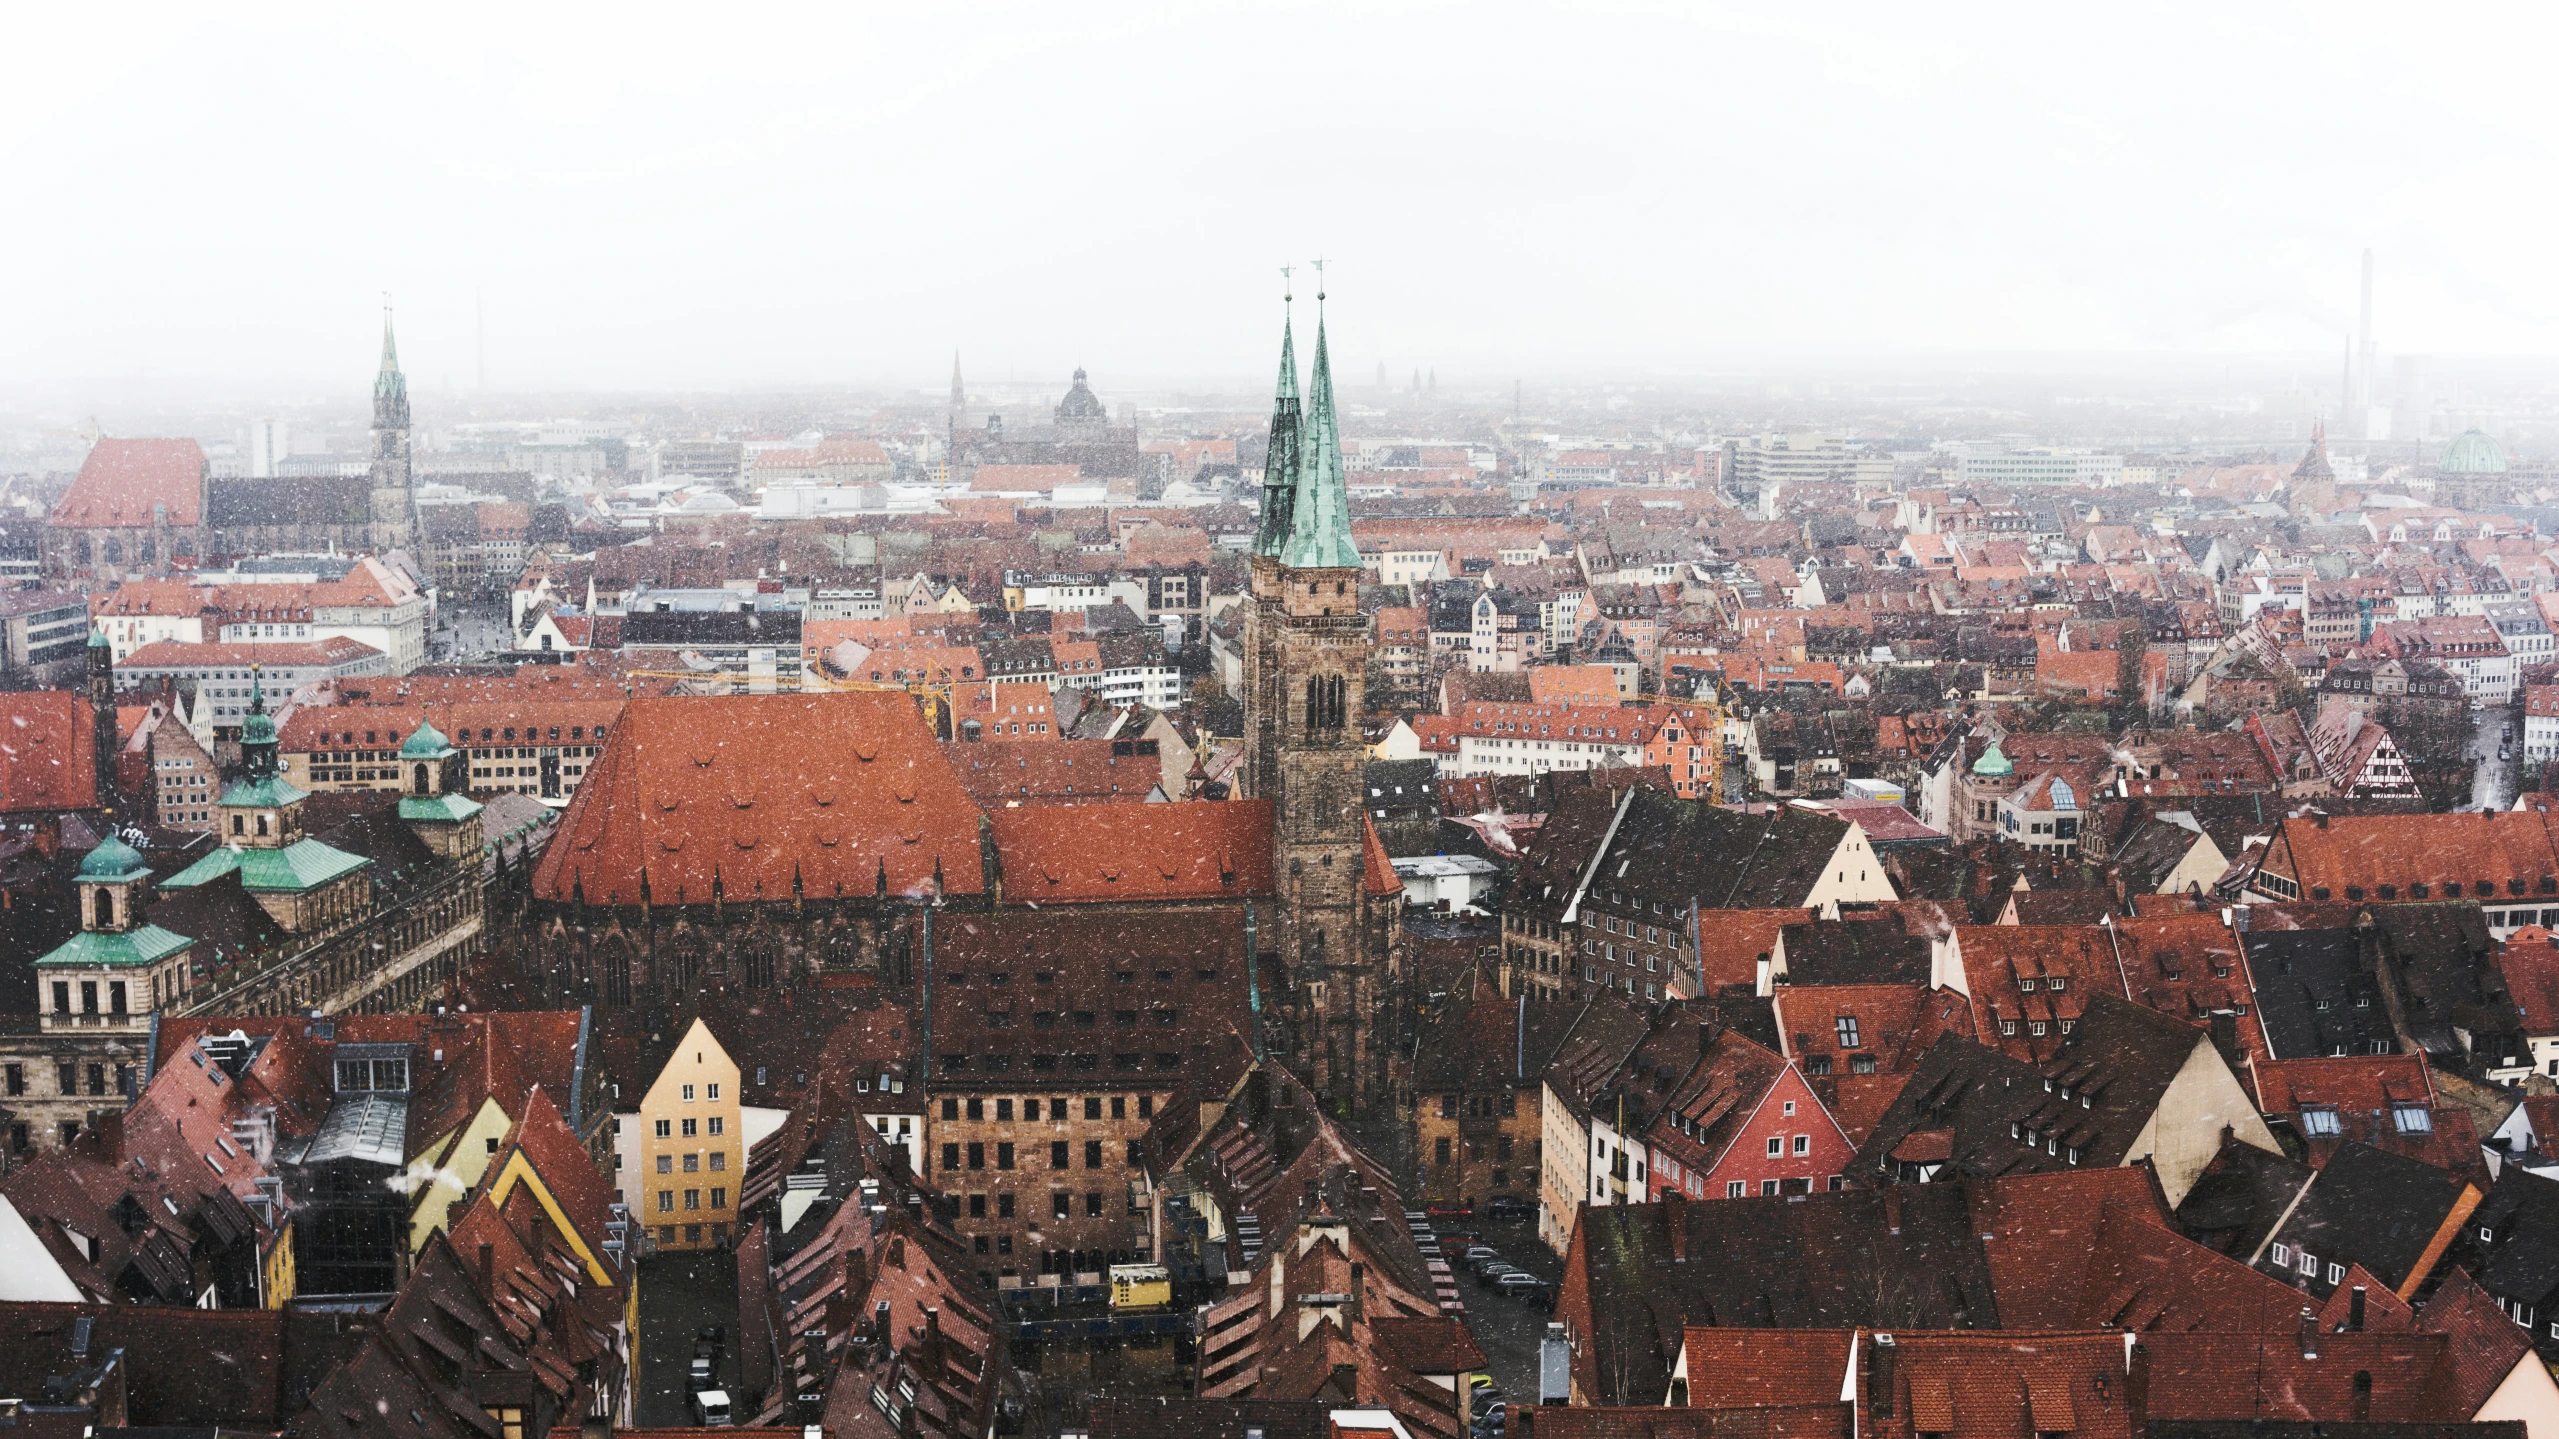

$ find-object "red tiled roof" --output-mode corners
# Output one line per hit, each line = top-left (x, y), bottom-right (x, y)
(51, 438), (204, 529)
(1364, 816), (1402, 898)
(121, 636), (384, 670)
(942, 739), (1154, 805)
(1694, 909), (1815, 991)
(986, 801), (1274, 902)
(534, 691), (989, 905)
(0, 690), (102, 813)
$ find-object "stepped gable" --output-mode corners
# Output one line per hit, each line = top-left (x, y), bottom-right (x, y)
(532, 690), (988, 906)
(984, 800), (1275, 902)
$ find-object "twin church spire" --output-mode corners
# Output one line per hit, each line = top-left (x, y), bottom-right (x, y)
(1251, 272), (1359, 569)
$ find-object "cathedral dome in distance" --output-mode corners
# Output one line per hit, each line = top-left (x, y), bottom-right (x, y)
(1055, 368), (1109, 441)
(2441, 428), (2507, 474)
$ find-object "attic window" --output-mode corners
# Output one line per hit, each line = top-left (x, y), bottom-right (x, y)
(2393, 1104), (2433, 1135)
(2301, 1107), (2343, 1136)
(2410, 884), (2429, 899)
(2379, 885), (2397, 899)
(2345, 887), (2363, 902)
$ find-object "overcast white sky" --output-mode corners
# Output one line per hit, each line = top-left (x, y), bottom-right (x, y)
(5, 2), (2556, 396)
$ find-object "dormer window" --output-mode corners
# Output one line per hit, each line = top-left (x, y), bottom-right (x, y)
(2301, 1106), (2342, 1136)
(2393, 1104), (2433, 1135)
(336, 1055), (409, 1092)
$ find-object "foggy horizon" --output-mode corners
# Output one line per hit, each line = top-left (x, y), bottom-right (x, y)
(10, 3), (2559, 404)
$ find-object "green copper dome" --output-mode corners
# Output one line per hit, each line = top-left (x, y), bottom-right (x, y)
(400, 717), (452, 759)
(240, 708), (277, 745)
(1972, 741), (2014, 777)
(78, 833), (148, 882)
(2441, 428), (2507, 474)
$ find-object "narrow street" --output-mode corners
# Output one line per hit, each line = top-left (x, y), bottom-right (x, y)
(634, 1251), (744, 1427)
(2472, 705), (2516, 811)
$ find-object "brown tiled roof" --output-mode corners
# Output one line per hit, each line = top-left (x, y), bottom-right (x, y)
(1363, 814), (1402, 897)
(986, 801), (1274, 903)
(2267, 811), (2559, 899)
(51, 437), (204, 528)
(1948, 925), (2135, 1061)
(533, 691), (990, 905)
(2416, 1267), (2533, 1416)
(941, 738), (1157, 805)
(2145, 1331), (2464, 1423)
(0, 689), (103, 813)
(2109, 912), (2268, 1059)
(1851, 994), (2215, 1183)
(1697, 909), (1817, 991)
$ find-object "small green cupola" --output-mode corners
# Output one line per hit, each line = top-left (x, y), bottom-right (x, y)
(396, 716), (484, 859)
(39, 834), (194, 1030)
(399, 717), (452, 760)
(79, 832), (148, 884)
(217, 666), (309, 846)
(1972, 741), (2014, 777)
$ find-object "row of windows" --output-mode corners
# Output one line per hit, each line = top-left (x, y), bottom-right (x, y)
(962, 1190), (1127, 1220)
(939, 1138), (1140, 1171)
(985, 1009), (1182, 1029)
(944, 969), (1218, 987)
(1725, 1176), (1846, 1197)
(650, 1116), (725, 1137)
(940, 1052), (1184, 1073)
(654, 1186), (727, 1211)
(1583, 968), (1660, 1000)
(652, 1150), (727, 1172)
(3, 1061), (131, 1098)
(49, 979), (131, 1016)
(941, 1095), (1151, 1122)
(2299, 1103), (2432, 1136)
(1432, 1135), (1529, 1165)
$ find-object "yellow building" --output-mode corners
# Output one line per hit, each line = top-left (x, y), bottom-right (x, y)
(638, 1018), (743, 1251)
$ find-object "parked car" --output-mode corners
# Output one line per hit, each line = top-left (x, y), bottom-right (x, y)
(1497, 1272), (1552, 1306)
(1428, 1202), (1475, 1220)
(691, 1389), (733, 1427)
(1463, 1246), (1499, 1265)
(1475, 1262), (1517, 1289)
(1485, 1196), (1535, 1222)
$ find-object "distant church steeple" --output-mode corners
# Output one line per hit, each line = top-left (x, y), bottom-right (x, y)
(1279, 282), (1359, 570)
(1251, 274), (1302, 558)
(948, 351), (966, 454)
(367, 303), (417, 556)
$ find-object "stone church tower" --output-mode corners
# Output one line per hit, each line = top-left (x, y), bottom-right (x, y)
(368, 309), (417, 555)
(1241, 286), (1384, 1113)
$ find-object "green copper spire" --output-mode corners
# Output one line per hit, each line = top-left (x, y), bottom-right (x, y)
(1279, 287), (1360, 570)
(239, 666), (278, 778)
(1250, 299), (1303, 559)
